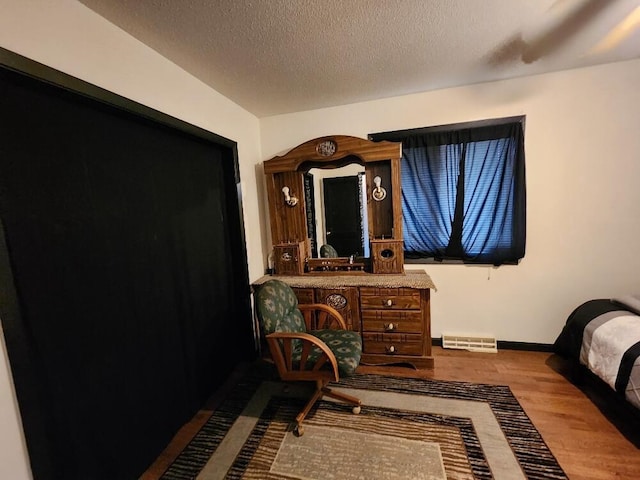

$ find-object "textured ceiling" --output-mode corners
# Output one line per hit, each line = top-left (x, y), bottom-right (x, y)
(78, 0), (640, 117)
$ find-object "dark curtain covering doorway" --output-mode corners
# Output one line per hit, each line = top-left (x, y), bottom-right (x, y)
(0, 50), (255, 479)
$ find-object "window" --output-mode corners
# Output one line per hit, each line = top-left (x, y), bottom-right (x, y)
(370, 116), (526, 265)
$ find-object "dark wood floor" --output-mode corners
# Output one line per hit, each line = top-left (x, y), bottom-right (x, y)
(142, 347), (640, 480)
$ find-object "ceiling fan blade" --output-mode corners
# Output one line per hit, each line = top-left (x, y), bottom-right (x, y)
(522, 0), (614, 63)
(590, 5), (640, 54)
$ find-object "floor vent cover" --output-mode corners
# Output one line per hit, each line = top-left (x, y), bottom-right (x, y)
(441, 333), (497, 353)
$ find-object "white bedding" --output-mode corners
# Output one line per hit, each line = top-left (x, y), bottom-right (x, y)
(586, 315), (640, 390)
(580, 311), (640, 410)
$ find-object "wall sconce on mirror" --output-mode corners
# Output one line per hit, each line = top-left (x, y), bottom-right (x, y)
(372, 176), (387, 201)
(282, 186), (298, 207)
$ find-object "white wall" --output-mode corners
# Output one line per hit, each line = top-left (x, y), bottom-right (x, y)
(0, 324), (29, 480)
(261, 59), (640, 345)
(0, 1), (265, 479)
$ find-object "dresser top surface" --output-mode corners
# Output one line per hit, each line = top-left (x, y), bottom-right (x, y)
(252, 269), (436, 291)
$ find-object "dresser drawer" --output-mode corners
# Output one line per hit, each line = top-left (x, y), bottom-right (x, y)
(361, 310), (423, 333)
(362, 332), (424, 356)
(359, 287), (421, 310)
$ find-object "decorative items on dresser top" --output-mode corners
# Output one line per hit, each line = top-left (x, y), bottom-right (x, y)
(252, 270), (436, 369)
(260, 135), (436, 368)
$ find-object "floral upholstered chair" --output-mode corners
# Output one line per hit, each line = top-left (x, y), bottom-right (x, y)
(255, 279), (362, 436)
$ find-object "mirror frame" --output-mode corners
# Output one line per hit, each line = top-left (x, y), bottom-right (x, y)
(264, 135), (403, 275)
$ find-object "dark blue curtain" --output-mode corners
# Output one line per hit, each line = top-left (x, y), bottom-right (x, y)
(371, 120), (526, 265)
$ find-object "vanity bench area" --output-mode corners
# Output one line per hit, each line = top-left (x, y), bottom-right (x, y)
(252, 270), (436, 369)
(257, 135), (436, 369)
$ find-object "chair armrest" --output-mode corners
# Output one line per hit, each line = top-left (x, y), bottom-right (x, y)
(298, 303), (347, 330)
(266, 332), (339, 382)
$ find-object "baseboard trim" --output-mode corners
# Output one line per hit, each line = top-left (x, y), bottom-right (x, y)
(432, 338), (554, 352)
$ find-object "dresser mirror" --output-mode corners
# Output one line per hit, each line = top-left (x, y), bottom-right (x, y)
(307, 163), (369, 258)
(264, 135), (404, 275)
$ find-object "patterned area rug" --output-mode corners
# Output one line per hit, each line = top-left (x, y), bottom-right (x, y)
(159, 371), (567, 480)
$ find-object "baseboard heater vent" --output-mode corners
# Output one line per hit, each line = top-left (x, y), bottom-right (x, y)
(441, 333), (498, 353)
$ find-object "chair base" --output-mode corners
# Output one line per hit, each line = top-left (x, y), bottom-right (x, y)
(292, 379), (362, 436)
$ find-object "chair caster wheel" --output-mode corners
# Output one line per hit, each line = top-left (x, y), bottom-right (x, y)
(294, 424), (304, 437)
(352, 405), (361, 415)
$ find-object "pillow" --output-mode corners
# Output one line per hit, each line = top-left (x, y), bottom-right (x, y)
(611, 294), (640, 316)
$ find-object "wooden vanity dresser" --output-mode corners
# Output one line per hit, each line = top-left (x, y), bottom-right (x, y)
(258, 135), (436, 369)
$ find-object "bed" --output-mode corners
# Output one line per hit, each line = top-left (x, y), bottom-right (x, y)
(553, 295), (640, 413)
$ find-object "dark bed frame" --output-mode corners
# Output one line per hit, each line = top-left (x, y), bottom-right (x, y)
(560, 357), (640, 447)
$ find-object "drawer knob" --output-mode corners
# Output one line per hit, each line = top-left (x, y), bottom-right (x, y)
(385, 323), (395, 331)
(387, 345), (396, 353)
(385, 299), (393, 307)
